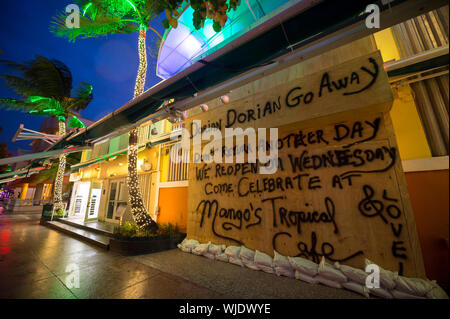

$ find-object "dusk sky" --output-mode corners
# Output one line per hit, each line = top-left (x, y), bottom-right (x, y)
(0, 0), (166, 153)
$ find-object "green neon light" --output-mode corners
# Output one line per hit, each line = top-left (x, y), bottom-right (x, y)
(43, 109), (56, 113)
(125, 0), (138, 14)
(29, 96), (48, 103)
(83, 2), (93, 16)
(29, 110), (39, 114)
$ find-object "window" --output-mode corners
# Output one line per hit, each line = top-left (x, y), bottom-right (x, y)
(391, 6), (449, 156)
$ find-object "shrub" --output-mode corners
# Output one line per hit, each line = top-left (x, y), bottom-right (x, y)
(113, 221), (183, 241)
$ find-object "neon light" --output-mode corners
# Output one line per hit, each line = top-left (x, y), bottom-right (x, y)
(83, 2), (93, 16)
(126, 0), (138, 14)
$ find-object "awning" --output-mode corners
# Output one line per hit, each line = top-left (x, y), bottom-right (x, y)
(70, 131), (177, 170)
(0, 166), (48, 185)
(70, 144), (145, 170)
(386, 45), (449, 78)
(0, 145), (91, 166)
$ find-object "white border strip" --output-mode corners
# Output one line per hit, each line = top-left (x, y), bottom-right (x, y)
(159, 181), (189, 188)
(402, 156), (449, 173)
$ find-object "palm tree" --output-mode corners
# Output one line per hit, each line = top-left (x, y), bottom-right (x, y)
(0, 56), (93, 211)
(51, 1), (166, 230)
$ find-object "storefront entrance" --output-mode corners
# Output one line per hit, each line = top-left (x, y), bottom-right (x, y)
(105, 179), (127, 224)
(86, 183), (102, 220)
(68, 181), (91, 220)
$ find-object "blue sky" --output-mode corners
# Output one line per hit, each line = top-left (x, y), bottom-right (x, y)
(0, 0), (166, 153)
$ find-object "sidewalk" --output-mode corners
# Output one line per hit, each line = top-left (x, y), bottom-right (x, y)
(0, 213), (360, 299)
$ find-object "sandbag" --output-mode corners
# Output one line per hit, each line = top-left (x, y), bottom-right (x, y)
(225, 246), (241, 258)
(178, 244), (191, 253)
(259, 265), (275, 274)
(275, 266), (295, 278)
(208, 243), (225, 255)
(255, 250), (273, 268)
(273, 250), (291, 269)
(426, 283), (449, 299)
(203, 252), (216, 260)
(242, 259), (261, 271)
(295, 270), (319, 285)
(192, 242), (209, 256)
(391, 289), (426, 299)
(240, 246), (256, 261)
(318, 256), (347, 283)
(216, 252), (229, 263)
(229, 256), (244, 267)
(178, 239), (199, 252)
(393, 274), (434, 296)
(368, 287), (394, 299)
(289, 256), (318, 277)
(335, 262), (367, 285)
(316, 275), (342, 289)
(342, 281), (370, 298)
(365, 259), (396, 290)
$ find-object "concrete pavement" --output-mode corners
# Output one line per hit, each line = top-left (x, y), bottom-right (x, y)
(0, 209), (361, 299)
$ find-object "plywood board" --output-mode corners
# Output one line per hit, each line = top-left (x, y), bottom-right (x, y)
(185, 51), (425, 277)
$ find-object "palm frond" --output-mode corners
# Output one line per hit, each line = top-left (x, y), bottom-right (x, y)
(0, 56), (92, 117)
(0, 96), (64, 117)
(69, 81), (94, 112)
(0, 75), (40, 97)
(1, 56), (73, 100)
(50, 12), (139, 42)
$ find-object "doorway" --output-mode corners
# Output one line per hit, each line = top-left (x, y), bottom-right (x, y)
(68, 181), (91, 220)
(86, 183), (102, 220)
(105, 179), (127, 224)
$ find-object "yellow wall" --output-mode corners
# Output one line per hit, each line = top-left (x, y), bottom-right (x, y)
(373, 29), (401, 62)
(390, 86), (432, 160)
(158, 187), (188, 232)
(159, 146), (170, 182)
(373, 30), (432, 160)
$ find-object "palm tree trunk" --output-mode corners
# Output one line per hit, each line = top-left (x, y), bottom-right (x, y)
(53, 119), (66, 211)
(127, 26), (157, 230)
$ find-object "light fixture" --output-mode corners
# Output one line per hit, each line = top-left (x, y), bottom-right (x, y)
(200, 104), (208, 112)
(151, 127), (158, 135)
(220, 95), (230, 104)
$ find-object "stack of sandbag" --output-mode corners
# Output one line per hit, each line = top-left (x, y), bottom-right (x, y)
(364, 259), (396, 298)
(288, 256), (319, 284)
(178, 241), (449, 299)
(203, 243), (219, 260)
(240, 246), (260, 270)
(335, 262), (369, 298)
(177, 238), (199, 253)
(225, 246), (244, 267)
(316, 256), (348, 289)
(391, 274), (434, 299)
(426, 281), (449, 299)
(254, 250), (275, 274)
(273, 251), (295, 278)
(192, 241), (210, 256)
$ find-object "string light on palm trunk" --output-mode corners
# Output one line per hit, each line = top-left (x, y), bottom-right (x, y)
(127, 129), (156, 230)
(53, 118), (67, 211)
(133, 25), (147, 98)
